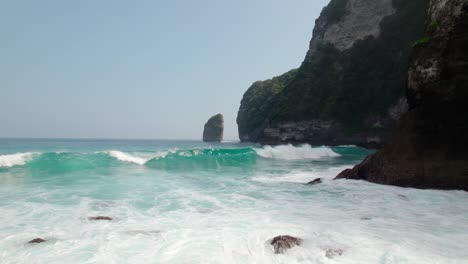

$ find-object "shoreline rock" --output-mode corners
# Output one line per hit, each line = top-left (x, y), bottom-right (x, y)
(335, 0), (468, 191)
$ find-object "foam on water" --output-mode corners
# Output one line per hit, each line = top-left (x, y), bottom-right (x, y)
(0, 139), (467, 263)
(108, 151), (150, 165)
(252, 165), (351, 184)
(255, 144), (340, 160)
(0, 152), (37, 167)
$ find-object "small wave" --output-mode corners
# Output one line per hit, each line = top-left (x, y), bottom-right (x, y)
(0, 152), (37, 168)
(254, 144), (340, 160)
(145, 148), (257, 170)
(108, 151), (149, 165)
(107, 150), (178, 165)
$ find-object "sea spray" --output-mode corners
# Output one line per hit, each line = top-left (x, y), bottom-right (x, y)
(0, 152), (37, 168)
(255, 144), (340, 160)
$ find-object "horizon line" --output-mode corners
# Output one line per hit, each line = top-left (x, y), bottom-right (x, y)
(0, 136), (241, 142)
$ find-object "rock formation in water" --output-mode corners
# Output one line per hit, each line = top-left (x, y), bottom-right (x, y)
(306, 178), (323, 185)
(28, 238), (47, 244)
(336, 0), (468, 191)
(270, 235), (303, 254)
(203, 114), (224, 142)
(88, 216), (113, 221)
(237, 0), (429, 147)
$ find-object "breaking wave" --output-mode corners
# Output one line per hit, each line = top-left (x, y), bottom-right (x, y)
(0, 152), (37, 168)
(108, 151), (151, 165)
(254, 144), (340, 160)
(0, 145), (340, 171)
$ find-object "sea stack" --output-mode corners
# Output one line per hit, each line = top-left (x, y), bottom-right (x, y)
(203, 113), (224, 142)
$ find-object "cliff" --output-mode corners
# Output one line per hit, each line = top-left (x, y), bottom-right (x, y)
(237, 0), (429, 147)
(336, 0), (468, 191)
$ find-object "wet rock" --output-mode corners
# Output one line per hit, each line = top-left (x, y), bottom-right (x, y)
(270, 235), (302, 254)
(88, 216), (113, 221)
(334, 0), (468, 191)
(324, 248), (343, 259)
(28, 238), (47, 244)
(306, 178), (323, 185)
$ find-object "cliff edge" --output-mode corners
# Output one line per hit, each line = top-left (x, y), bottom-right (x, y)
(237, 0), (428, 147)
(336, 0), (468, 191)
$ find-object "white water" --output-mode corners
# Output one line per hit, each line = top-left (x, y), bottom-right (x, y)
(1, 141), (467, 263)
(107, 150), (178, 165)
(108, 151), (150, 165)
(1, 170), (467, 264)
(0, 152), (36, 168)
(255, 144), (340, 160)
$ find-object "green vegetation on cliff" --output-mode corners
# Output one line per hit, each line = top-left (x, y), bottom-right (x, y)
(237, 69), (297, 139)
(237, 0), (429, 141)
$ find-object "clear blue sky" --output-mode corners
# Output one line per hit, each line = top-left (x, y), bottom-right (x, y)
(0, 0), (329, 140)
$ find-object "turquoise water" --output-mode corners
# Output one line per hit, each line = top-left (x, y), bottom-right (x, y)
(1, 139), (467, 263)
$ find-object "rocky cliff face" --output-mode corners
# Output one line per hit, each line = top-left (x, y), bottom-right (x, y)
(237, 0), (428, 147)
(336, 0), (468, 190)
(309, 0), (395, 52)
(203, 114), (224, 142)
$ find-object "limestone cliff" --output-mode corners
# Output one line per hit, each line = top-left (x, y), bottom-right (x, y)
(336, 0), (468, 190)
(237, 0), (428, 147)
(203, 114), (224, 142)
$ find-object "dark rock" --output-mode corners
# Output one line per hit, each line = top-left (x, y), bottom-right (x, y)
(88, 216), (113, 221)
(360, 216), (372, 220)
(28, 238), (47, 244)
(270, 235), (302, 254)
(335, 0), (468, 191)
(203, 114), (224, 142)
(324, 248), (343, 259)
(335, 168), (360, 180)
(306, 178), (323, 185)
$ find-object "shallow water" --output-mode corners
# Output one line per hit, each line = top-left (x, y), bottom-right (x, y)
(0, 139), (467, 264)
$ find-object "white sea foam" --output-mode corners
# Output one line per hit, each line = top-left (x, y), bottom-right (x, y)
(108, 151), (148, 165)
(107, 149), (178, 165)
(255, 144), (340, 160)
(0, 152), (36, 167)
(2, 175), (468, 264)
(252, 165), (351, 184)
(2, 142), (468, 263)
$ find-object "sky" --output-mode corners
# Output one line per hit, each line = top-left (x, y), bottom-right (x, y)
(0, 0), (330, 140)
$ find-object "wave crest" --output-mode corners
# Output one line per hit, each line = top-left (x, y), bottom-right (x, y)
(254, 144), (340, 160)
(145, 148), (257, 170)
(0, 145), (341, 171)
(108, 151), (150, 165)
(0, 152), (37, 168)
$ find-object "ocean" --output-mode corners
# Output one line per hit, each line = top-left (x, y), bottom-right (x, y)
(0, 138), (467, 263)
